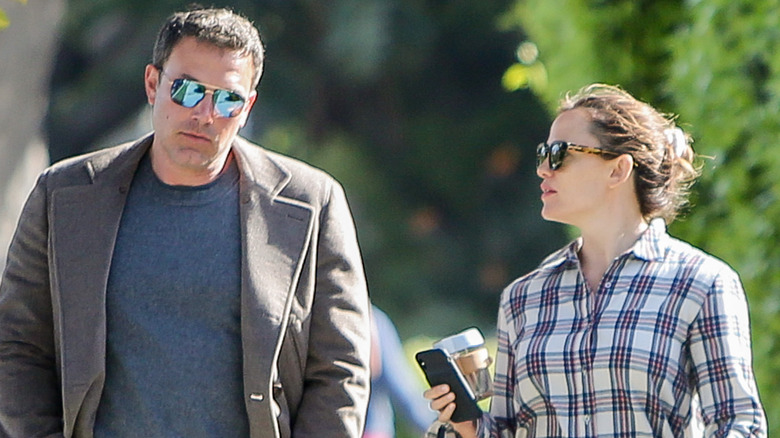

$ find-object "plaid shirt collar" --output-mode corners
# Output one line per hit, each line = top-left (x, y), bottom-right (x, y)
(544, 218), (671, 272)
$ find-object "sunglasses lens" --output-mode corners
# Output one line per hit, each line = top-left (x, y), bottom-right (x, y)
(169, 78), (245, 118)
(170, 79), (206, 108)
(536, 143), (548, 167)
(549, 142), (567, 170)
(214, 90), (246, 118)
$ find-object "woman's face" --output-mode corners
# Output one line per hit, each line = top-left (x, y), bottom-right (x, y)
(536, 108), (615, 226)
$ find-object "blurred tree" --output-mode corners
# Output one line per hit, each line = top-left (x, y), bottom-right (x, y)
(45, 5), (575, 435)
(501, 0), (780, 431)
(0, 0), (64, 272)
(251, 0), (569, 336)
(45, 0), (568, 340)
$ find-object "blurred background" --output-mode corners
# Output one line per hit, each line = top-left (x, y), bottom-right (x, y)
(2, 0), (779, 436)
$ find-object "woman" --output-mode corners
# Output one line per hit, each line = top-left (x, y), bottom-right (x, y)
(425, 84), (766, 437)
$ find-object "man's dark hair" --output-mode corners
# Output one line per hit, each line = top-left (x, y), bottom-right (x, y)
(152, 7), (265, 89)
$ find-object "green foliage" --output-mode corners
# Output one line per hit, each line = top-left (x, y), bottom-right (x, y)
(49, 0), (571, 341)
(502, 0), (687, 106)
(667, 1), (780, 426)
(0, 0), (27, 30)
(503, 0), (780, 431)
(43, 0), (780, 432)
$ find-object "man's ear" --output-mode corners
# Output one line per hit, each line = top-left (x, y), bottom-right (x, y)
(144, 65), (160, 105)
(608, 154), (635, 188)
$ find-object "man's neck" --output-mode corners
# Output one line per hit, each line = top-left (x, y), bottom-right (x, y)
(150, 149), (234, 187)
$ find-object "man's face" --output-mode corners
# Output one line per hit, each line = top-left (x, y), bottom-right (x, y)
(144, 36), (257, 185)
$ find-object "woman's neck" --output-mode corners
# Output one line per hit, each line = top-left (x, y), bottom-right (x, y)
(576, 213), (648, 291)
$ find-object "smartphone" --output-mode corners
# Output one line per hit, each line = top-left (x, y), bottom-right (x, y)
(415, 348), (482, 422)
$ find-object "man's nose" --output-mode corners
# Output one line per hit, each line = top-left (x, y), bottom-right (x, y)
(192, 92), (217, 121)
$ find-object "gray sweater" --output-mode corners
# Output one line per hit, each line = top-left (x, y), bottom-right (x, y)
(94, 155), (248, 437)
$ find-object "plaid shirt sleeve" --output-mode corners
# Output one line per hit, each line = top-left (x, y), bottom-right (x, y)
(476, 303), (517, 438)
(691, 266), (766, 436)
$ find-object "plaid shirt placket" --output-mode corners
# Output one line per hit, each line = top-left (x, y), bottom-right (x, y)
(477, 221), (766, 438)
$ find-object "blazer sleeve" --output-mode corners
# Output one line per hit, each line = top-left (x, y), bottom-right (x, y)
(0, 172), (65, 437)
(291, 180), (371, 438)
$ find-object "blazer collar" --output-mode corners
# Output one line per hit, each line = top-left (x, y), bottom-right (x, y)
(230, 136), (291, 199)
(84, 134), (152, 189)
(86, 134), (290, 198)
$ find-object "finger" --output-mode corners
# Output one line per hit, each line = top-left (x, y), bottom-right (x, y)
(438, 400), (456, 423)
(429, 390), (456, 412)
(423, 384), (451, 400)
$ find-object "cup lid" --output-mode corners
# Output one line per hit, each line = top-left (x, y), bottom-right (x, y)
(433, 327), (485, 354)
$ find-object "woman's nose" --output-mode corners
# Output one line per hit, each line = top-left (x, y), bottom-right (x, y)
(536, 158), (552, 178)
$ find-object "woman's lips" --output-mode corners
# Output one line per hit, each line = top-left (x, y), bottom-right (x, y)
(540, 183), (556, 199)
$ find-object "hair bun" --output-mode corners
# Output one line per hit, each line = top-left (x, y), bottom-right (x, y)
(664, 127), (687, 157)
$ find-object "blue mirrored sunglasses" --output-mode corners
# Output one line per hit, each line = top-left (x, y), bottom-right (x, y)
(161, 71), (247, 118)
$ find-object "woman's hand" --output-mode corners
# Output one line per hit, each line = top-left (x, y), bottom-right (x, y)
(423, 384), (478, 438)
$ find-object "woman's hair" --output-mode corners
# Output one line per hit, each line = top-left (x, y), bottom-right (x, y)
(152, 7), (265, 89)
(559, 83), (701, 223)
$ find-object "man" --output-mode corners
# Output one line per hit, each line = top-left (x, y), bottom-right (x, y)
(0, 7), (371, 438)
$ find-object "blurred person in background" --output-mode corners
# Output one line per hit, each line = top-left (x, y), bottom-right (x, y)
(425, 84), (766, 437)
(365, 305), (437, 438)
(0, 6), (370, 438)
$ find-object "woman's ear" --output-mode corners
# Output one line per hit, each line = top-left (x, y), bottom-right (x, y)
(608, 154), (635, 188)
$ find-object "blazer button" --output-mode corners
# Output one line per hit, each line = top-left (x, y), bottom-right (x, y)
(250, 393), (265, 402)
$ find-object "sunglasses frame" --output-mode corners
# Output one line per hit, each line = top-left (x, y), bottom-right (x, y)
(159, 70), (248, 118)
(536, 141), (620, 171)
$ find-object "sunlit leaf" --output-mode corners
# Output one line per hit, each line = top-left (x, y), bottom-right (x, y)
(0, 9), (9, 29)
(501, 63), (529, 92)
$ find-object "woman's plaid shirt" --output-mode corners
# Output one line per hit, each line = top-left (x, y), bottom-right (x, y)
(478, 220), (766, 437)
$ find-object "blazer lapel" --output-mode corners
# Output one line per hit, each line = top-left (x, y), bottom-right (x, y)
(50, 137), (150, 425)
(233, 140), (313, 377)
